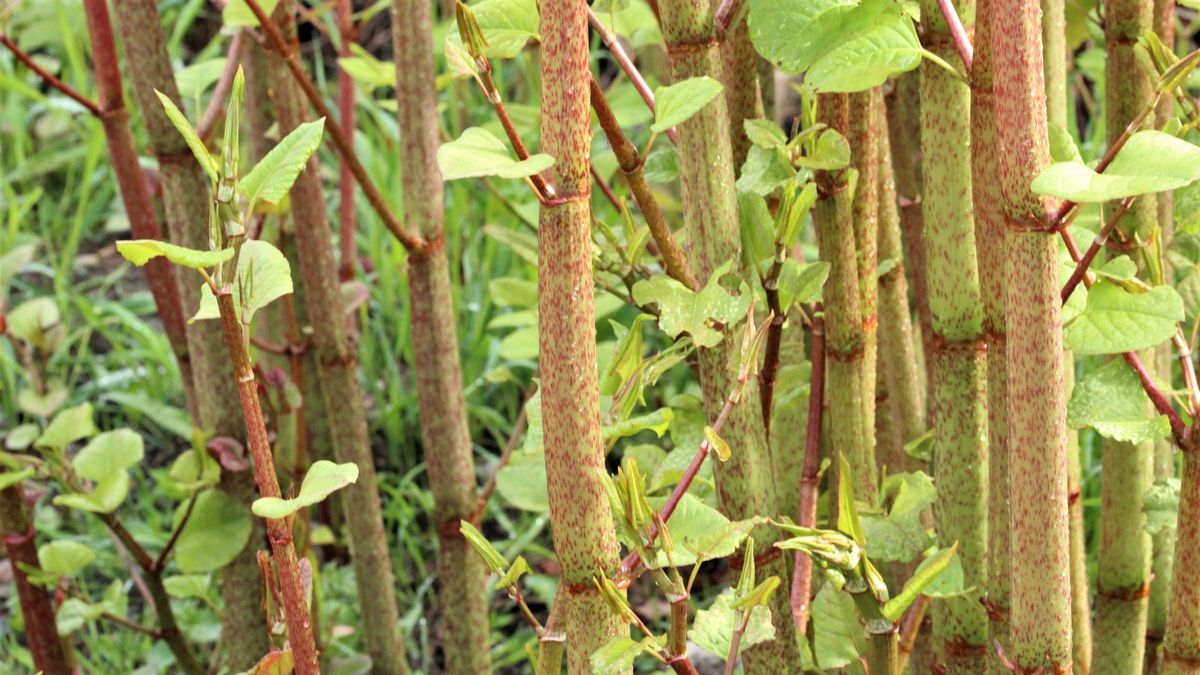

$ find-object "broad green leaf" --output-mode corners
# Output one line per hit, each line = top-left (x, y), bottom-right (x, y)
(921, 550), (970, 598)
(811, 583), (866, 669)
(777, 260), (831, 309)
(175, 489), (253, 573)
(651, 77), (725, 134)
(241, 119), (326, 206)
(631, 261), (752, 348)
(437, 127), (555, 181)
(56, 598), (106, 635)
(103, 392), (193, 441)
(6, 297), (60, 348)
(641, 493), (765, 568)
(795, 128), (851, 170)
(805, 15), (922, 92)
(153, 90), (219, 179)
(18, 381), (69, 418)
(117, 240), (233, 270)
(488, 277), (538, 308)
(1175, 180), (1200, 235)
(1096, 255), (1138, 281)
(167, 449), (221, 492)
(0, 243), (36, 303)
(1032, 131), (1200, 203)
(495, 555), (530, 589)
(884, 543), (959, 621)
(252, 460), (359, 519)
(193, 240), (293, 324)
(739, 191), (777, 271)
(1064, 280), (1184, 355)
(1048, 124), (1083, 163)
(53, 472), (130, 514)
(690, 588), (776, 659)
(444, 36), (480, 80)
(72, 429), (144, 482)
(36, 403), (97, 451)
(163, 574), (210, 599)
(1068, 359), (1170, 443)
(222, 0), (280, 27)
(33, 540), (95, 582)
(860, 471), (936, 563)
(494, 453), (549, 512)
(745, 118), (787, 149)
(642, 147), (679, 183)
(1144, 478), (1181, 534)
(466, 0), (540, 59)
(337, 51), (396, 90)
(736, 145), (796, 196)
(591, 636), (653, 674)
(174, 59), (227, 101)
(749, 0), (907, 74)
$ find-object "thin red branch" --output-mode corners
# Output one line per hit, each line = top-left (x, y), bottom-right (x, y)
(586, 7), (679, 145)
(791, 309), (824, 633)
(240, 0), (427, 252)
(196, 31), (247, 142)
(153, 490), (198, 571)
(714, 0), (743, 35)
(0, 33), (102, 115)
(1059, 195), (1135, 302)
(936, 0), (974, 72)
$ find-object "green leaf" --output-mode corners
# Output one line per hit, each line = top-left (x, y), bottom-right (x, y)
(795, 128), (851, 170)
(643, 493), (765, 568)
(241, 119), (326, 207)
(437, 127), (555, 181)
(1048, 124), (1083, 163)
(704, 425), (732, 462)
(1068, 359), (1171, 443)
(167, 449), (221, 492)
(488, 277), (539, 308)
(749, 0), (910, 76)
(836, 454), (867, 546)
(591, 636), (654, 674)
(153, 90), (219, 179)
(495, 555), (530, 589)
(222, 0), (281, 26)
(642, 147), (679, 183)
(736, 145), (796, 196)
(193, 240), (293, 324)
(163, 574), (210, 599)
(459, 520), (510, 575)
(777, 260), (831, 309)
(466, 0), (540, 59)
(52, 472), (130, 514)
(1096, 255), (1138, 281)
(921, 550), (970, 598)
(1064, 280), (1184, 355)
(690, 588), (776, 659)
(604, 408), (674, 441)
(6, 297), (61, 349)
(116, 240), (233, 270)
(1174, 179), (1200, 235)
(17, 382), (69, 418)
(56, 598), (106, 635)
(252, 460), (359, 519)
(1032, 131), (1200, 203)
(0, 467), (34, 491)
(860, 471), (936, 563)
(745, 118), (787, 149)
(337, 51), (396, 90)
(651, 76), (725, 134)
(883, 543), (959, 621)
(174, 489), (253, 573)
(32, 541), (95, 583)
(72, 429), (144, 482)
(1144, 478), (1181, 534)
(804, 15), (922, 92)
(811, 583), (866, 670)
(36, 403), (97, 452)
(631, 261), (752, 348)
(600, 315), (652, 396)
(0, 243), (36, 304)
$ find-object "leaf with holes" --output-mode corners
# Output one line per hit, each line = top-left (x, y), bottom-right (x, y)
(632, 261), (752, 348)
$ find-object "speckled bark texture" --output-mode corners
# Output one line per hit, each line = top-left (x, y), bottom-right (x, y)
(269, 6), (407, 672)
(993, 0), (1074, 665)
(850, 88), (880, 474)
(886, 75), (933, 405)
(1066, 405), (1092, 675)
(1093, 1), (1157, 670)
(659, 1), (800, 668)
(1162, 453), (1200, 674)
(970, 2), (1014, 669)
(391, 2), (492, 670)
(817, 94), (878, 505)
(0, 486), (70, 674)
(920, 0), (989, 668)
(107, 1), (269, 668)
(719, 15), (763, 167)
(538, 2), (627, 672)
(876, 117), (925, 473)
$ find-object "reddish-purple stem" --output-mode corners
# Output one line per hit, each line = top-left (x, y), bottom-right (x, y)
(937, 0), (974, 71)
(586, 7), (679, 145)
(0, 33), (102, 115)
(337, 0), (358, 282)
(1059, 195), (1135, 302)
(196, 31), (246, 142)
(791, 310), (825, 632)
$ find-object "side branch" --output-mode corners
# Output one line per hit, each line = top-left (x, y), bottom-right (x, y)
(586, 7), (679, 145)
(0, 34), (102, 116)
(936, 0), (974, 72)
(240, 0), (427, 252)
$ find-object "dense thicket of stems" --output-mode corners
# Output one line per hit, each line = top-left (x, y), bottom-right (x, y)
(538, 1), (627, 670)
(107, 2), (269, 666)
(0, 486), (70, 674)
(993, 0), (1075, 668)
(391, 1), (492, 670)
(920, 0), (990, 668)
(657, 1), (799, 668)
(267, 5), (407, 671)
(1093, 0), (1156, 670)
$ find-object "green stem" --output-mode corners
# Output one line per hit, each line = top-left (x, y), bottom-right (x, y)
(657, 1), (799, 668)
(538, 2), (627, 671)
(921, 0), (990, 667)
(391, 1), (492, 671)
(993, 0), (1074, 667)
